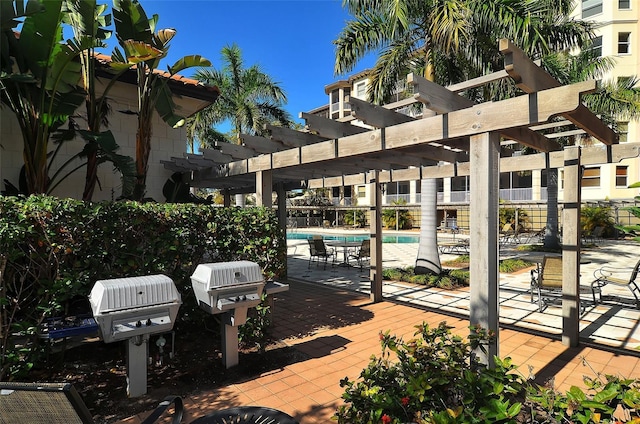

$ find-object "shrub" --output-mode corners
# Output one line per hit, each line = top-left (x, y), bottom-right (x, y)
(0, 195), (286, 379)
(382, 199), (413, 230)
(581, 205), (615, 237)
(337, 323), (640, 423)
(336, 323), (526, 423)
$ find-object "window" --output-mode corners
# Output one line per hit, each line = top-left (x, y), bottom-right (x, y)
(616, 166), (628, 187)
(590, 35), (603, 57)
(618, 121), (629, 142)
(357, 186), (366, 198)
(355, 81), (366, 99)
(618, 32), (631, 54)
(619, 0), (630, 9)
(582, 167), (601, 188)
(582, 0), (603, 17)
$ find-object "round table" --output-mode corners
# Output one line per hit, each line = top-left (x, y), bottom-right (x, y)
(325, 240), (362, 267)
(190, 406), (298, 424)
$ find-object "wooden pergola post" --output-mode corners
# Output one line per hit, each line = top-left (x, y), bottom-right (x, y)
(370, 171), (383, 302)
(469, 131), (501, 365)
(256, 170), (272, 207)
(561, 146), (582, 346)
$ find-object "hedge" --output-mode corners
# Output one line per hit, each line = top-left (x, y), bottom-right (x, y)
(0, 195), (286, 379)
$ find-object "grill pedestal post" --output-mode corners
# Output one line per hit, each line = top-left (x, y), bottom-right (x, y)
(127, 335), (149, 397)
(220, 309), (249, 368)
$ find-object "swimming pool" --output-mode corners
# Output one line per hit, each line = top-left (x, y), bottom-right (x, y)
(286, 232), (419, 244)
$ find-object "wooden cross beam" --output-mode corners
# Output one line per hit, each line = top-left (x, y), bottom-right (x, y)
(499, 38), (617, 145)
(201, 148), (233, 163)
(212, 141), (258, 159)
(348, 96), (416, 128)
(409, 73), (560, 152)
(300, 111), (369, 138)
(240, 134), (287, 153)
(265, 124), (329, 147)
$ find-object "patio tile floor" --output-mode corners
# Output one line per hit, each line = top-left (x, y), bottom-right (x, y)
(119, 236), (640, 424)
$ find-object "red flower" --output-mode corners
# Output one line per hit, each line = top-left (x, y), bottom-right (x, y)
(401, 396), (410, 406)
(381, 414), (392, 423)
(379, 332), (384, 340)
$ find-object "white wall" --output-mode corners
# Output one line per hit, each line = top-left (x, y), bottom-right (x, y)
(1, 79), (209, 202)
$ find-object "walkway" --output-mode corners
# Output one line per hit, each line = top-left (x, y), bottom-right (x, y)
(120, 235), (640, 424)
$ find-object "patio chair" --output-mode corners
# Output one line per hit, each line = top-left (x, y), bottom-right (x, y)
(307, 238), (335, 269)
(348, 239), (370, 270)
(0, 382), (183, 423)
(582, 226), (605, 245)
(530, 256), (564, 312)
(591, 259), (640, 309)
(190, 406), (298, 424)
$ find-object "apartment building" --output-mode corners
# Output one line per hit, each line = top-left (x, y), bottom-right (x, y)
(307, 2), (639, 230)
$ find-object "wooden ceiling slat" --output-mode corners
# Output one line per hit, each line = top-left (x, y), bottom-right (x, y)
(348, 96), (415, 128)
(240, 134), (286, 153)
(300, 111), (369, 138)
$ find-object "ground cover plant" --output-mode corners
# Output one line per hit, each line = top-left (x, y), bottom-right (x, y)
(382, 257), (534, 289)
(336, 322), (640, 423)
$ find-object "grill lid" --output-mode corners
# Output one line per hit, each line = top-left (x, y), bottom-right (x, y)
(89, 274), (181, 315)
(191, 260), (263, 289)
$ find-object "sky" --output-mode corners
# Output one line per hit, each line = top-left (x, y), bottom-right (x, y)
(131, 0), (377, 127)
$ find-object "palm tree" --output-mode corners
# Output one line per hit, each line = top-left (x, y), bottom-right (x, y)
(538, 47), (640, 248)
(187, 44), (293, 148)
(110, 0), (212, 201)
(334, 0), (593, 274)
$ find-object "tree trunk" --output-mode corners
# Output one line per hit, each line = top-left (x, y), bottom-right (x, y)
(544, 168), (561, 249)
(415, 178), (442, 275)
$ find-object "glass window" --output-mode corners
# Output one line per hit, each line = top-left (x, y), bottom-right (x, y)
(357, 186), (366, 198)
(618, 32), (631, 54)
(619, 0), (630, 9)
(582, 167), (601, 188)
(355, 81), (366, 99)
(616, 166), (628, 187)
(582, 0), (603, 17)
(590, 35), (603, 57)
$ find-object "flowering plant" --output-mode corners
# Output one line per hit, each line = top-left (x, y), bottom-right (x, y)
(336, 322), (525, 423)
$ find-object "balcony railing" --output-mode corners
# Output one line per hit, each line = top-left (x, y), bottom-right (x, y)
(499, 188), (533, 201)
(385, 194), (411, 204)
(450, 191), (471, 203)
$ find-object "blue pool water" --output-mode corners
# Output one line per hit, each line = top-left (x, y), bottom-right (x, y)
(287, 232), (419, 244)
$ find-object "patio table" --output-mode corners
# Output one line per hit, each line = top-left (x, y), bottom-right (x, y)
(325, 240), (362, 267)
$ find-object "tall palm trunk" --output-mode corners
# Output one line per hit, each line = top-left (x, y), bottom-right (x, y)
(415, 178), (442, 274)
(544, 168), (561, 249)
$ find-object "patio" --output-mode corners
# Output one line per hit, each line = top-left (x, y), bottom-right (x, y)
(120, 237), (640, 424)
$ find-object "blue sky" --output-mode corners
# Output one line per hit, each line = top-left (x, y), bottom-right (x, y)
(134, 0), (377, 127)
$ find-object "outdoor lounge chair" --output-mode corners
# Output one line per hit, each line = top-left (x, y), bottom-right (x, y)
(591, 259), (640, 309)
(0, 382), (183, 423)
(530, 256), (564, 312)
(307, 238), (335, 269)
(348, 239), (370, 270)
(582, 226), (605, 245)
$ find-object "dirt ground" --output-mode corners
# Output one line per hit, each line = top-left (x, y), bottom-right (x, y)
(31, 320), (308, 423)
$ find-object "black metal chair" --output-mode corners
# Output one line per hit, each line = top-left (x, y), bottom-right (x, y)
(307, 238), (335, 269)
(0, 382), (182, 423)
(190, 406), (298, 424)
(348, 239), (370, 270)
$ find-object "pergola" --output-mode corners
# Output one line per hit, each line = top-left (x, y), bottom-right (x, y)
(164, 40), (640, 361)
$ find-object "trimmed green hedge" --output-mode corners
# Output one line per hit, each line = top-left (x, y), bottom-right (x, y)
(0, 195), (286, 379)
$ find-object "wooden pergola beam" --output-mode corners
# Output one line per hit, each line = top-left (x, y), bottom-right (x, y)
(499, 38), (617, 145)
(348, 96), (416, 128)
(300, 111), (369, 138)
(240, 134), (286, 153)
(265, 124), (329, 147)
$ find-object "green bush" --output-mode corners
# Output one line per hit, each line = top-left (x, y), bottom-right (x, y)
(0, 195), (286, 379)
(581, 205), (615, 237)
(336, 323), (525, 423)
(336, 323), (640, 423)
(382, 199), (413, 230)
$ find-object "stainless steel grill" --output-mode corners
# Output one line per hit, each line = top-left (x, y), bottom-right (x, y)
(88, 274), (182, 397)
(191, 261), (266, 368)
(191, 260), (265, 319)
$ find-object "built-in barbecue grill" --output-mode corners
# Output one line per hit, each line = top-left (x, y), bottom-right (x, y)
(89, 274), (182, 397)
(191, 261), (267, 368)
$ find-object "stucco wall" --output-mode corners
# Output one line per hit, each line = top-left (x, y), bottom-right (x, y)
(1, 79), (208, 202)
